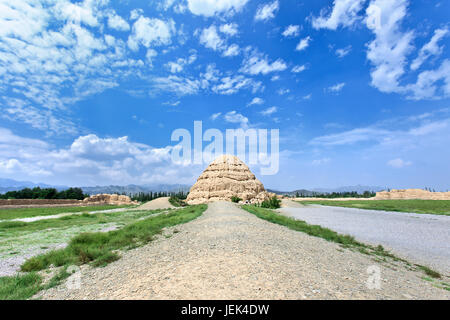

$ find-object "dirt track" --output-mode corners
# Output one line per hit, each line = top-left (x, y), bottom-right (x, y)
(37, 202), (449, 300)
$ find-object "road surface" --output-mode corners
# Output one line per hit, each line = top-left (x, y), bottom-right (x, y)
(37, 202), (448, 300)
(279, 204), (450, 274)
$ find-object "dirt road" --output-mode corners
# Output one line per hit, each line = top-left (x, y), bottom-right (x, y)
(37, 202), (448, 300)
(280, 204), (450, 274)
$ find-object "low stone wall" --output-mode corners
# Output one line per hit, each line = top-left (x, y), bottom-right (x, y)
(375, 189), (450, 200)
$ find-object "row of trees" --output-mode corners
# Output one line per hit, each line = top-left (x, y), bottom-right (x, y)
(131, 191), (188, 202)
(0, 187), (87, 200)
(294, 191), (376, 198)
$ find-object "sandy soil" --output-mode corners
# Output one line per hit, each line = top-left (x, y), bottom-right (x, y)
(36, 202), (449, 300)
(134, 197), (175, 210)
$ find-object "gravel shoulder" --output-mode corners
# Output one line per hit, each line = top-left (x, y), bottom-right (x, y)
(37, 202), (449, 300)
(279, 204), (450, 274)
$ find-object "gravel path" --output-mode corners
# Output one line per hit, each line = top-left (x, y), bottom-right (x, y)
(37, 202), (449, 300)
(279, 204), (450, 274)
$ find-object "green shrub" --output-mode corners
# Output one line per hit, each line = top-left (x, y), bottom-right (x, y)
(260, 196), (281, 209)
(169, 196), (187, 207)
(231, 196), (242, 203)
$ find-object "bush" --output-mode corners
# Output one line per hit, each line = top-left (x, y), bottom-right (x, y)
(231, 196), (242, 203)
(260, 196), (281, 209)
(169, 196), (187, 207)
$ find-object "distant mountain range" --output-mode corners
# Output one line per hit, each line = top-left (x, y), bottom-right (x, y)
(268, 185), (385, 196)
(0, 179), (190, 195)
(0, 178), (384, 196)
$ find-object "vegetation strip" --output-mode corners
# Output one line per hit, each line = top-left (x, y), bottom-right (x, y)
(0, 204), (207, 300)
(297, 199), (450, 216)
(0, 205), (132, 221)
(241, 205), (443, 281)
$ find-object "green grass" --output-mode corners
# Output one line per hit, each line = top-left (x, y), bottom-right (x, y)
(0, 205), (206, 300)
(241, 205), (442, 280)
(0, 205), (132, 221)
(21, 205), (207, 272)
(0, 209), (164, 233)
(242, 205), (365, 247)
(298, 200), (450, 216)
(0, 273), (42, 300)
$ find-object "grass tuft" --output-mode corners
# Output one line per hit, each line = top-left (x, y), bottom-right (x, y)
(241, 205), (443, 281)
(298, 199), (450, 216)
(21, 205), (207, 272)
(0, 273), (42, 300)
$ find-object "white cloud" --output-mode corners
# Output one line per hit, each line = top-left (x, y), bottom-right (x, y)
(312, 0), (366, 30)
(365, 0), (413, 94)
(406, 59), (450, 100)
(248, 97), (264, 106)
(292, 65), (306, 73)
(336, 45), (352, 58)
(152, 65), (261, 96)
(222, 44), (240, 57)
(411, 28), (449, 71)
(107, 12), (130, 31)
(364, 0), (449, 100)
(255, 1), (279, 22)
(327, 82), (346, 93)
(220, 23), (239, 36)
(296, 36), (311, 51)
(165, 54), (197, 73)
(212, 75), (262, 95)
(240, 50), (287, 75)
(224, 111), (249, 128)
(387, 158), (412, 168)
(210, 112), (222, 120)
(260, 106), (277, 116)
(277, 88), (290, 95)
(128, 16), (175, 51)
(282, 25), (300, 37)
(0, 129), (203, 186)
(187, 0), (249, 17)
(199, 25), (224, 51)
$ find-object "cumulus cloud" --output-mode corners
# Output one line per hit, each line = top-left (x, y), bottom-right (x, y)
(222, 44), (240, 57)
(282, 25), (300, 37)
(199, 25), (224, 51)
(224, 111), (249, 128)
(107, 12), (130, 31)
(260, 106), (277, 116)
(187, 0), (249, 17)
(312, 0), (366, 30)
(248, 97), (264, 106)
(240, 49), (287, 75)
(127, 16), (175, 51)
(255, 1), (279, 22)
(296, 36), (311, 51)
(220, 23), (239, 36)
(365, 0), (413, 94)
(0, 128), (202, 186)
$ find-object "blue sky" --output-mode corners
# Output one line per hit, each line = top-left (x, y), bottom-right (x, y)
(0, 0), (449, 190)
